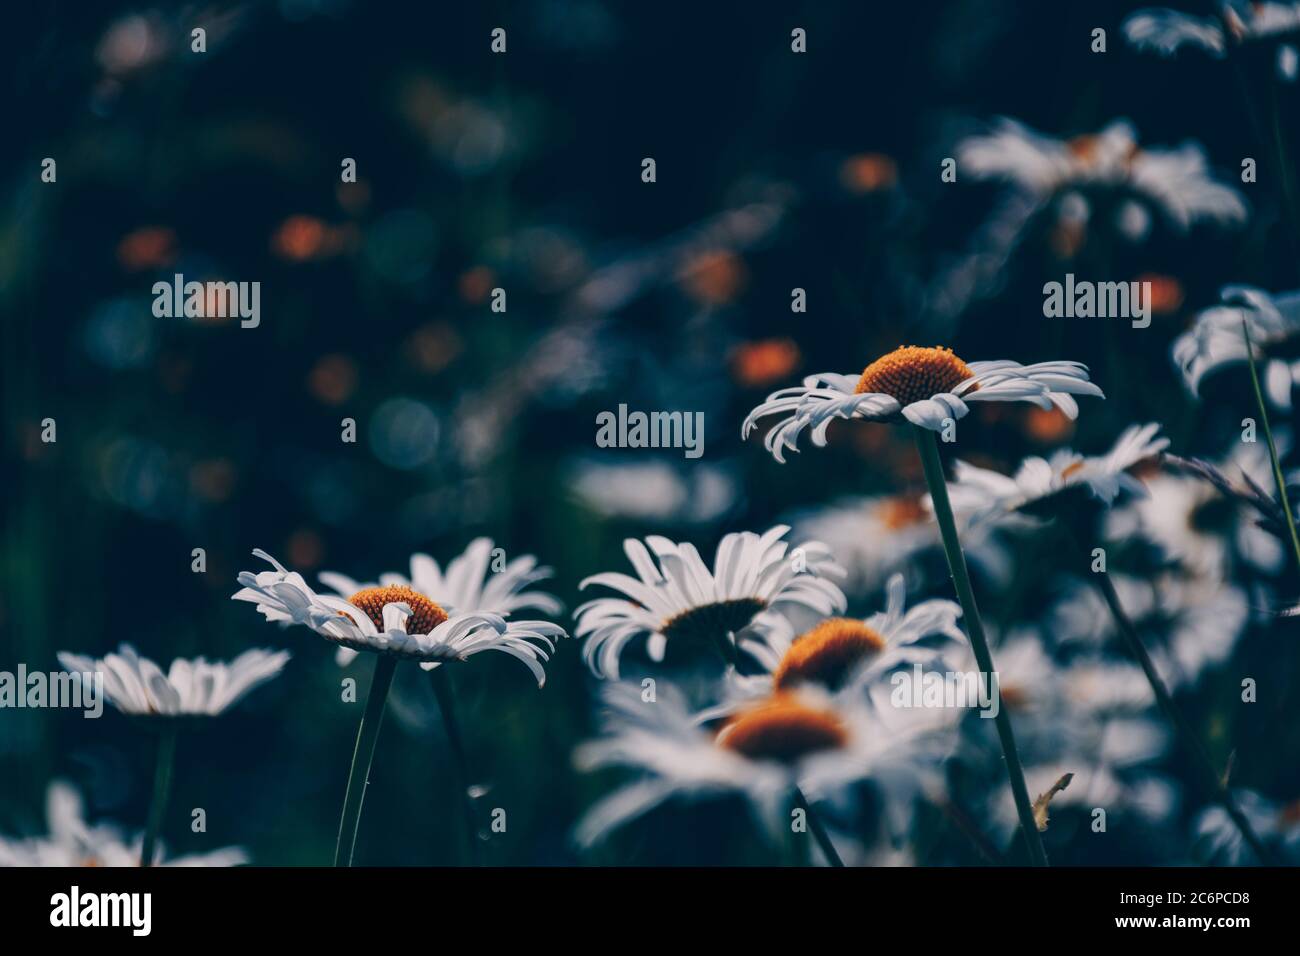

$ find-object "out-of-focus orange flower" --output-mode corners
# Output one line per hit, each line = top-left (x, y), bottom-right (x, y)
(730, 338), (801, 388)
(1137, 273), (1184, 315)
(408, 322), (463, 374)
(458, 266), (496, 305)
(679, 250), (747, 306)
(840, 153), (898, 193)
(1022, 406), (1076, 444)
(287, 529), (324, 570)
(272, 215), (352, 262)
(117, 226), (177, 271)
(189, 458), (237, 503)
(308, 354), (359, 406)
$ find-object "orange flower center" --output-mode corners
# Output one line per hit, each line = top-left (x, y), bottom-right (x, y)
(1066, 135), (1140, 167)
(855, 346), (974, 406)
(880, 495), (928, 530)
(344, 585), (448, 635)
(718, 694), (849, 764)
(998, 683), (1030, 711)
(773, 618), (887, 691)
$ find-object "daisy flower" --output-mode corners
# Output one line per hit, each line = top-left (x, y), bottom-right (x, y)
(0, 782), (247, 868)
(233, 548), (564, 684)
(1107, 440), (1287, 578)
(53, 643), (286, 866)
(1173, 285), (1300, 408)
(317, 537), (566, 670)
(957, 118), (1247, 234)
(1125, 3), (1300, 81)
(235, 547), (566, 865)
(56, 645), (289, 717)
(741, 345), (1103, 461)
(574, 526), (847, 679)
(946, 422), (1170, 525)
(697, 574), (967, 718)
(573, 682), (952, 858)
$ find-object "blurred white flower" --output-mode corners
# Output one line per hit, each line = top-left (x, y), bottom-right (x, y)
(574, 526), (846, 679)
(0, 782), (247, 867)
(56, 645), (288, 718)
(789, 492), (1012, 593)
(1195, 788), (1300, 863)
(1123, 7), (1229, 57)
(947, 423), (1169, 525)
(958, 118), (1247, 231)
(1049, 572), (1248, 687)
(1173, 285), (1300, 407)
(1107, 440), (1287, 578)
(1125, 3), (1300, 81)
(233, 549), (564, 685)
(741, 346), (1101, 461)
(566, 458), (736, 524)
(573, 682), (952, 853)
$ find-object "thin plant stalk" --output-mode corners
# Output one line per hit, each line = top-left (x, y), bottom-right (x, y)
(914, 425), (1049, 867)
(793, 786), (843, 867)
(334, 654), (397, 867)
(429, 666), (481, 865)
(1242, 319), (1300, 575)
(140, 725), (178, 867)
(1078, 547), (1278, 865)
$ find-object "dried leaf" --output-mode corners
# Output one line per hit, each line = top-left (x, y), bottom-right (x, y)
(1032, 773), (1074, 832)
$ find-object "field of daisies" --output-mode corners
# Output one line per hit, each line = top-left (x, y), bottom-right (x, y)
(5, 3), (1300, 867)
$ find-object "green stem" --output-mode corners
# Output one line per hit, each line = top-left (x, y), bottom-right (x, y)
(914, 425), (1049, 867)
(1242, 319), (1300, 576)
(793, 787), (843, 867)
(429, 666), (481, 865)
(334, 654), (397, 867)
(1082, 550), (1279, 865)
(140, 725), (178, 867)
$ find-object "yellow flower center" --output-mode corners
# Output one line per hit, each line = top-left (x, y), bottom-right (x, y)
(773, 618), (886, 691)
(344, 585), (448, 635)
(718, 694), (849, 764)
(855, 346), (974, 406)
